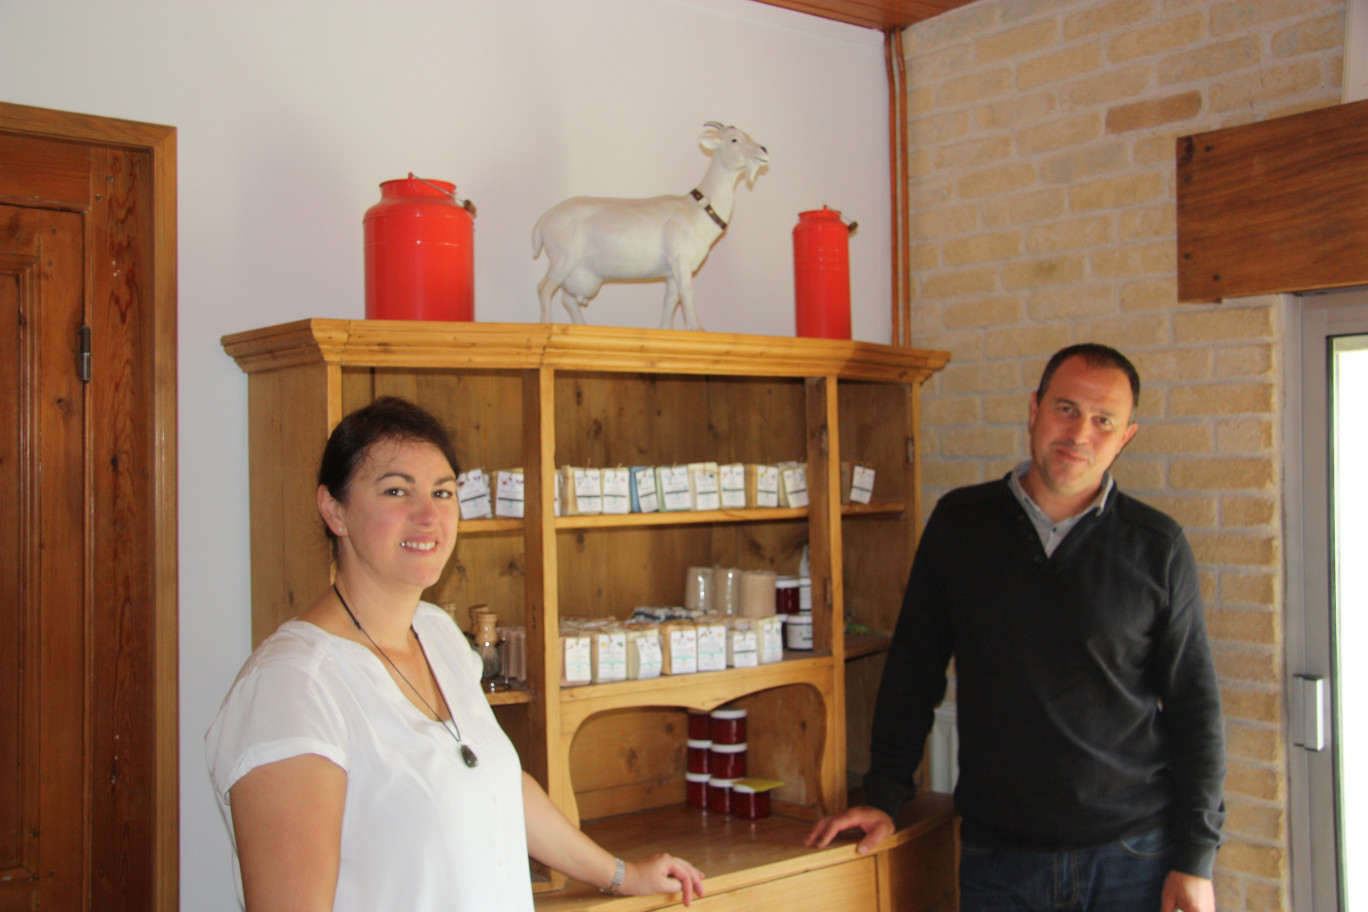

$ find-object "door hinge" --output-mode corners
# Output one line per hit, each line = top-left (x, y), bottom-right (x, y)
(1293, 674), (1327, 752)
(78, 325), (92, 383)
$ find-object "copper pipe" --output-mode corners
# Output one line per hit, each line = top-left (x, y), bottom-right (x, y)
(897, 28), (910, 348)
(885, 27), (911, 347)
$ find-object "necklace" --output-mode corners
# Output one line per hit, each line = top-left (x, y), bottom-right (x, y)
(333, 583), (479, 769)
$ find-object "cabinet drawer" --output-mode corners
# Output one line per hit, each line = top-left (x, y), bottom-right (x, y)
(689, 857), (877, 912)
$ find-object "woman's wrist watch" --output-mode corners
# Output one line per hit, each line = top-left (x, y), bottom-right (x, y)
(601, 857), (626, 895)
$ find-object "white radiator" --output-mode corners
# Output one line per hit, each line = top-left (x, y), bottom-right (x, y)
(929, 704), (959, 793)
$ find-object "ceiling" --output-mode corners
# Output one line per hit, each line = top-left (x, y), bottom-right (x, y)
(751, 0), (978, 30)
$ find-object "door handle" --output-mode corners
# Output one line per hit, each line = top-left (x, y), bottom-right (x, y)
(1294, 674), (1326, 752)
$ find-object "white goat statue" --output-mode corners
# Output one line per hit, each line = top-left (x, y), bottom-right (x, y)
(532, 122), (768, 331)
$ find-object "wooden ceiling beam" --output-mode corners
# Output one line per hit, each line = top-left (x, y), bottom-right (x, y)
(750, 0), (977, 30)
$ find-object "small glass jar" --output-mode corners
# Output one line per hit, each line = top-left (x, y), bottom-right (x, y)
(783, 613), (813, 651)
(709, 708), (747, 744)
(685, 772), (711, 808)
(688, 709), (711, 740)
(687, 739), (712, 774)
(732, 782), (772, 820)
(707, 777), (737, 814)
(709, 742), (747, 780)
(775, 576), (801, 614)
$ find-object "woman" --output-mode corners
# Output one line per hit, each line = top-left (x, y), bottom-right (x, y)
(206, 396), (705, 911)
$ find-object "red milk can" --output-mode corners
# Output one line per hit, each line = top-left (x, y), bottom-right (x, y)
(793, 206), (854, 339)
(364, 173), (474, 321)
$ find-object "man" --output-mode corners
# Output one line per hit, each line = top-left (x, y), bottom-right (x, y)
(807, 344), (1225, 912)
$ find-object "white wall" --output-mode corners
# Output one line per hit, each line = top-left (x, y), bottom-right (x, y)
(0, 1), (889, 906)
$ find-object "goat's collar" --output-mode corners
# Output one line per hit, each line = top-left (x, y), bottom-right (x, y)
(690, 189), (728, 231)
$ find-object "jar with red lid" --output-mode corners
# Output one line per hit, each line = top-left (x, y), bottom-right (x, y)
(687, 739), (712, 774)
(688, 710), (711, 740)
(707, 778), (737, 814)
(732, 782), (772, 820)
(775, 576), (801, 614)
(709, 708), (747, 744)
(709, 742), (747, 780)
(685, 772), (710, 808)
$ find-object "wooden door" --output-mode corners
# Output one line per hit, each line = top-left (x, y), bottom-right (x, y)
(0, 105), (178, 911)
(0, 201), (87, 911)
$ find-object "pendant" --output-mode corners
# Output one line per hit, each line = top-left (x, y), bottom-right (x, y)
(460, 744), (480, 768)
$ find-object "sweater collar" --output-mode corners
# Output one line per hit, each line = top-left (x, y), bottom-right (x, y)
(1007, 462), (1114, 557)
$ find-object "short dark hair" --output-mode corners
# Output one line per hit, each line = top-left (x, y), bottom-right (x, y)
(317, 396), (461, 550)
(1036, 343), (1140, 412)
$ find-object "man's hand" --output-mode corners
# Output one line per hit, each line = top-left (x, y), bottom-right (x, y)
(803, 805), (896, 855)
(1161, 870), (1215, 912)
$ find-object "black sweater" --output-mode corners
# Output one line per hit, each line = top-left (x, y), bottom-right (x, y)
(864, 476), (1226, 878)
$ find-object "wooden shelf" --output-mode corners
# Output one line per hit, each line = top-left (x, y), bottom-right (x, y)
(843, 633), (893, 661)
(841, 500), (905, 517)
(485, 683), (536, 706)
(221, 319), (948, 382)
(461, 516), (525, 534)
(560, 655), (832, 726)
(471, 503), (903, 533)
(557, 507), (807, 530)
(224, 319), (948, 898)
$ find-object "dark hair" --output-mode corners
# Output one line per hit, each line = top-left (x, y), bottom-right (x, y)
(1036, 343), (1140, 412)
(317, 396), (461, 550)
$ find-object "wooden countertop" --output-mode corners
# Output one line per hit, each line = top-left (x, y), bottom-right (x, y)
(534, 793), (956, 911)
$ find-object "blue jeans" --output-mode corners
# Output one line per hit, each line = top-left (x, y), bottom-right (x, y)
(959, 827), (1174, 912)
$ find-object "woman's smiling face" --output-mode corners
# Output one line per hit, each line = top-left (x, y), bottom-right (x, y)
(320, 437), (459, 593)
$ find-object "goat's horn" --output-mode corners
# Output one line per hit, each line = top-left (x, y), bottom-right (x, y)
(703, 121), (724, 130)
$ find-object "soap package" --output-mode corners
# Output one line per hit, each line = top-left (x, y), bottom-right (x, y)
(457, 468), (493, 519)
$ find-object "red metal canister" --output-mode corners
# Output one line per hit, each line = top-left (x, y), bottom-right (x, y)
(793, 206), (852, 340)
(364, 174), (474, 321)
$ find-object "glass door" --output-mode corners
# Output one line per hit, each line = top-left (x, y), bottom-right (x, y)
(1291, 290), (1368, 911)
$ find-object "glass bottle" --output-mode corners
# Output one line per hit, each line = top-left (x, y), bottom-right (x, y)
(470, 607), (505, 692)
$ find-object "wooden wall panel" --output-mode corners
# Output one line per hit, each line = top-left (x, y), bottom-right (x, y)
(1178, 99), (1368, 302)
(569, 707), (687, 820)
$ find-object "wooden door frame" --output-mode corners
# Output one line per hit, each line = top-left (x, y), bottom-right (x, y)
(0, 100), (178, 908)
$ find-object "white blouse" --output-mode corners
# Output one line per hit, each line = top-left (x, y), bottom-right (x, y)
(206, 602), (533, 912)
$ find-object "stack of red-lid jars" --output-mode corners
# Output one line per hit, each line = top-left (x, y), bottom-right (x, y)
(684, 707), (768, 818)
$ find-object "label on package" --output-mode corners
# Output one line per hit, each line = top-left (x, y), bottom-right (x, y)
(591, 630), (627, 682)
(696, 622), (727, 671)
(633, 636), (662, 679)
(457, 469), (493, 519)
(850, 465), (875, 504)
(495, 470), (525, 518)
(719, 463), (746, 508)
(690, 465), (720, 511)
(630, 466), (659, 513)
(601, 467), (630, 514)
(657, 465), (692, 512)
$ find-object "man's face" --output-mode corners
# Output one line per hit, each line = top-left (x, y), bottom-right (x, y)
(1026, 355), (1138, 510)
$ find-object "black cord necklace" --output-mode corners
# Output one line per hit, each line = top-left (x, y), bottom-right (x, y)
(333, 583), (479, 769)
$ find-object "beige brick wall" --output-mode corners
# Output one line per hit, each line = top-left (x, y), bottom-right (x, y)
(902, 1), (1346, 908)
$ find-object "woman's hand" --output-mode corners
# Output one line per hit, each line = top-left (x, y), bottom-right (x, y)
(623, 853), (706, 907)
